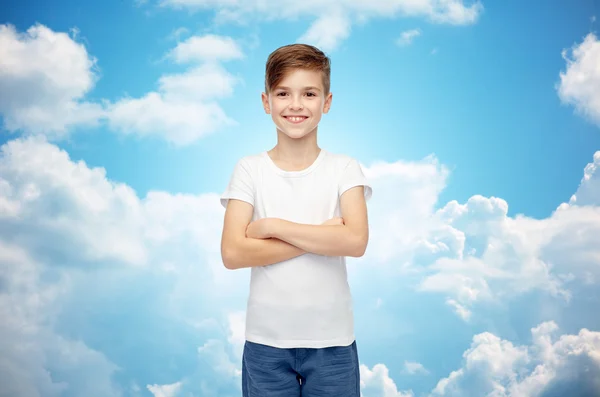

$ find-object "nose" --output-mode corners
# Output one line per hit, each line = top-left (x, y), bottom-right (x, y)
(289, 95), (304, 110)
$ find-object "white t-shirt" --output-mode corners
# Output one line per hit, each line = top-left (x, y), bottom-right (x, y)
(220, 148), (372, 349)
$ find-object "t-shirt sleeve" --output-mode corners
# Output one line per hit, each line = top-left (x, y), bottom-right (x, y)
(338, 158), (373, 202)
(220, 158), (255, 209)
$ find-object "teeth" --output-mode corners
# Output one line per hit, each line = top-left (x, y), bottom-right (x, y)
(287, 116), (306, 122)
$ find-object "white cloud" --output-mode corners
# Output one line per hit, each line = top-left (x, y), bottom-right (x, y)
(0, 24), (242, 146)
(168, 34), (244, 63)
(431, 321), (600, 396)
(107, 34), (242, 145)
(538, 205), (600, 287)
(361, 363), (415, 397)
(160, 0), (483, 25)
(0, 135), (148, 265)
(360, 155), (451, 264)
(198, 339), (242, 378)
(158, 63), (239, 101)
(418, 256), (496, 304)
(147, 382), (182, 397)
(415, 198), (581, 319)
(107, 91), (235, 145)
(445, 298), (472, 321)
(397, 29), (421, 46)
(0, 136), (248, 395)
(297, 11), (352, 52)
(227, 311), (246, 361)
(0, 240), (122, 397)
(403, 361), (429, 375)
(369, 170), (600, 395)
(107, 33), (242, 145)
(157, 0), (483, 50)
(0, 23), (104, 137)
(167, 27), (190, 42)
(568, 151), (600, 206)
(427, 0), (483, 24)
(557, 33), (600, 127)
(431, 330), (529, 396)
(414, 168), (600, 318)
(164, 338), (241, 396)
(356, 151), (600, 324)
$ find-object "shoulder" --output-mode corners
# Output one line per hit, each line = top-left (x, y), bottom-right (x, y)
(324, 149), (372, 199)
(237, 152), (263, 165)
(322, 149), (362, 171)
(232, 152), (266, 172)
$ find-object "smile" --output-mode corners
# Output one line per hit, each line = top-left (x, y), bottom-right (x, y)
(284, 116), (308, 124)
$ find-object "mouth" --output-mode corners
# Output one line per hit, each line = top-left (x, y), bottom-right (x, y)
(283, 116), (309, 124)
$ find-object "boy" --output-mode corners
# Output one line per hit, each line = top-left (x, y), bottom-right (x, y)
(220, 43), (372, 397)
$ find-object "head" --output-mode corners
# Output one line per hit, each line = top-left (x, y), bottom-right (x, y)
(261, 44), (333, 140)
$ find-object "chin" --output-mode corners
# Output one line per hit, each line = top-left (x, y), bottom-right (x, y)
(281, 130), (314, 140)
(276, 125), (317, 140)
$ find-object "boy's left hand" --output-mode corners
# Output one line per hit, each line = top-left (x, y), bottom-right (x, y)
(246, 218), (276, 239)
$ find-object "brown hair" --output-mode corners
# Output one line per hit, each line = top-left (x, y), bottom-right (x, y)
(264, 44), (331, 95)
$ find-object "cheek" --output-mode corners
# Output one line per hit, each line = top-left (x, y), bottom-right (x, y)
(270, 101), (285, 112)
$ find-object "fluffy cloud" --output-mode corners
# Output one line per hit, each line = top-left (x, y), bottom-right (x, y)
(353, 150), (600, 395)
(0, 136), (147, 266)
(143, 339), (242, 397)
(106, 91), (235, 145)
(403, 361), (429, 375)
(157, 0), (483, 51)
(431, 321), (600, 396)
(350, 152), (600, 325)
(227, 311), (246, 361)
(415, 194), (564, 319)
(167, 34), (243, 63)
(567, 151), (600, 207)
(361, 364), (415, 397)
(0, 24), (242, 145)
(406, 150), (600, 320)
(147, 382), (182, 397)
(397, 29), (422, 46)
(557, 33), (600, 127)
(106, 34), (242, 145)
(0, 23), (104, 137)
(297, 11), (352, 52)
(0, 136), (246, 396)
(360, 154), (451, 265)
(0, 241), (123, 397)
(159, 0), (483, 24)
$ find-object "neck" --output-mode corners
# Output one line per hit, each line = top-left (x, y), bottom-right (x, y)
(271, 128), (320, 166)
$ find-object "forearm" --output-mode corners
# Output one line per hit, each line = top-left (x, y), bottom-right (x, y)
(224, 236), (305, 269)
(272, 220), (367, 257)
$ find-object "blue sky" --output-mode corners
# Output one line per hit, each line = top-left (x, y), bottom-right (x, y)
(1, 1), (600, 396)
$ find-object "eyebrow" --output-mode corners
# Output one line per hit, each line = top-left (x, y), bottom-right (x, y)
(275, 86), (322, 92)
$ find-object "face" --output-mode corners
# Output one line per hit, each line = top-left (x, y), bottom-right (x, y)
(262, 68), (332, 140)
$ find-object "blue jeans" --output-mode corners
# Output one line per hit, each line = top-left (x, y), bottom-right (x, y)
(242, 340), (360, 397)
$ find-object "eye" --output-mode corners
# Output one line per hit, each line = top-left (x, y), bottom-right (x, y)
(306, 92), (316, 97)
(276, 92), (288, 97)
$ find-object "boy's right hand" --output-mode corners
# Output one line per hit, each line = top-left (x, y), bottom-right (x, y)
(321, 217), (345, 226)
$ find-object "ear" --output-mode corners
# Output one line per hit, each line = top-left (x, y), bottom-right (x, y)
(322, 92), (333, 114)
(261, 92), (271, 114)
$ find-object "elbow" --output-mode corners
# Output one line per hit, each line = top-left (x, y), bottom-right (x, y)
(348, 235), (368, 258)
(349, 246), (367, 258)
(221, 247), (239, 270)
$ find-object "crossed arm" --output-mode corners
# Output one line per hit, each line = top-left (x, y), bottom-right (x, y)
(220, 186), (369, 270)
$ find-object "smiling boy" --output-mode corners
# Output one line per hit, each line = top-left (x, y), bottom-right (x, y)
(220, 43), (372, 397)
